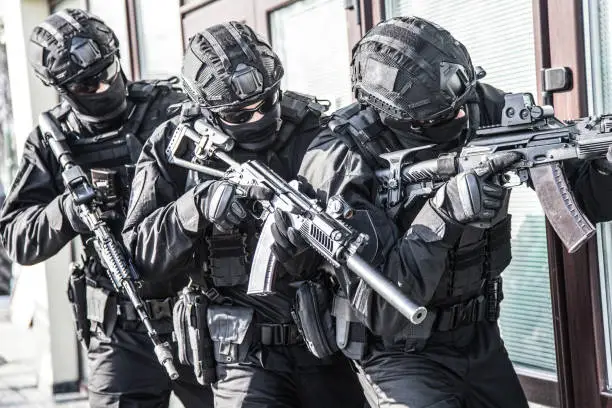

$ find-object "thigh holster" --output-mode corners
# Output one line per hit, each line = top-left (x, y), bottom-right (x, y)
(173, 285), (217, 385)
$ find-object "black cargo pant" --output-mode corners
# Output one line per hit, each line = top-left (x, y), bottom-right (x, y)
(87, 324), (214, 408)
(212, 345), (366, 408)
(354, 322), (528, 408)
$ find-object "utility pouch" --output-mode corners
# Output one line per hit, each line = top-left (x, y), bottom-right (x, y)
(207, 305), (254, 364)
(291, 281), (338, 359)
(332, 294), (368, 360)
(67, 262), (90, 348)
(90, 168), (119, 205)
(86, 282), (117, 338)
(206, 231), (249, 287)
(173, 286), (217, 385)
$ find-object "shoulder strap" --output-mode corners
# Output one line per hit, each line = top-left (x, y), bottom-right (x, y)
(465, 87), (481, 143)
(329, 104), (387, 169)
(271, 90), (327, 152)
(281, 90), (327, 123)
(47, 102), (75, 134)
(123, 81), (164, 137)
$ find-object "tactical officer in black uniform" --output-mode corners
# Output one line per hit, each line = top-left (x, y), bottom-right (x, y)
(0, 9), (213, 408)
(272, 16), (612, 408)
(122, 22), (365, 408)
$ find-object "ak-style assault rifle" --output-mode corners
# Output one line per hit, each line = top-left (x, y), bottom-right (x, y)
(376, 93), (612, 253)
(166, 119), (427, 325)
(39, 112), (179, 380)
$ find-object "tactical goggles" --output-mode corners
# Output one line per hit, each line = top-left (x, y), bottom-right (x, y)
(65, 58), (120, 95)
(216, 91), (280, 124)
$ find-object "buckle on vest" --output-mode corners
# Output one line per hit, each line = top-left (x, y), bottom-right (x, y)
(457, 295), (483, 329)
(204, 287), (221, 302)
(147, 298), (174, 320)
(258, 324), (301, 346)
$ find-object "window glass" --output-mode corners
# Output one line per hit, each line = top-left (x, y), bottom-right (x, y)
(134, 0), (183, 79)
(270, 0), (352, 112)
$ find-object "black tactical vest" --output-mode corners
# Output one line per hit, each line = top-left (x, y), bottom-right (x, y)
(48, 79), (186, 297)
(329, 95), (512, 335)
(178, 91), (325, 293)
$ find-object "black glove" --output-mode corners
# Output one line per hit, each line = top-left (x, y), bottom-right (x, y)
(270, 208), (320, 279)
(195, 180), (272, 232)
(61, 193), (89, 234)
(270, 208), (310, 265)
(432, 152), (521, 224)
(592, 145), (612, 175)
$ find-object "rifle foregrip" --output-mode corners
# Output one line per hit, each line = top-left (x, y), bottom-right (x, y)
(529, 163), (595, 253)
(401, 159), (452, 183)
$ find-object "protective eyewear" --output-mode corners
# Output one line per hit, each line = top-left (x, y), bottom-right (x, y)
(216, 91), (280, 124)
(65, 58), (120, 95)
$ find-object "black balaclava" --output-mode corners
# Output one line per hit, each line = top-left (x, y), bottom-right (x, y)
(63, 72), (128, 132)
(217, 103), (282, 151)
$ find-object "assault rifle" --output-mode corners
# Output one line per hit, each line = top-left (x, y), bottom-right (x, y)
(376, 93), (612, 253)
(166, 119), (427, 325)
(38, 112), (179, 380)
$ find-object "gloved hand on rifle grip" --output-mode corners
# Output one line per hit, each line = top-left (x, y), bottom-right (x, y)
(432, 152), (521, 224)
(195, 180), (273, 232)
(270, 208), (310, 262)
(61, 192), (90, 234)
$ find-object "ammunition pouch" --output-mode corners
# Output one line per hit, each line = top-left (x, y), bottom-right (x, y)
(291, 281), (338, 359)
(86, 282), (117, 339)
(67, 262), (90, 349)
(173, 286), (217, 385)
(206, 230), (249, 287)
(331, 294), (368, 361)
(207, 304), (254, 364)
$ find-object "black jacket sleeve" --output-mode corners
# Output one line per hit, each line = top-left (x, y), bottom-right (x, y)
(299, 130), (464, 336)
(122, 120), (208, 281)
(566, 160), (612, 223)
(0, 128), (77, 265)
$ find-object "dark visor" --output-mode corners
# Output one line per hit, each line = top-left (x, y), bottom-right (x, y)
(216, 91), (279, 124)
(65, 58), (120, 95)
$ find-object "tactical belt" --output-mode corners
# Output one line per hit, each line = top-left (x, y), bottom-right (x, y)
(118, 297), (176, 321)
(433, 277), (503, 332)
(115, 297), (177, 334)
(256, 323), (303, 346)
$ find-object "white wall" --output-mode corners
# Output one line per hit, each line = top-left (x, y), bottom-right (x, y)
(2, 0), (79, 394)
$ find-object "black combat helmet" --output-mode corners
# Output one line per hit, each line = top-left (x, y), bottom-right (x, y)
(29, 9), (127, 124)
(351, 16), (476, 124)
(181, 22), (284, 150)
(182, 21), (283, 111)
